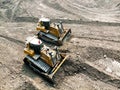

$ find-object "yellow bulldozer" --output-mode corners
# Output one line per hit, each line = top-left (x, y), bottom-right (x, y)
(36, 18), (71, 45)
(23, 36), (68, 80)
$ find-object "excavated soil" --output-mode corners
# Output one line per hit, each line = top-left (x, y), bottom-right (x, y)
(1, 0), (120, 90)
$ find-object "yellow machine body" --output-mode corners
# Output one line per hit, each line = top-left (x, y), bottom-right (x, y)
(24, 39), (56, 67)
(37, 26), (60, 38)
(23, 36), (68, 80)
(36, 18), (71, 45)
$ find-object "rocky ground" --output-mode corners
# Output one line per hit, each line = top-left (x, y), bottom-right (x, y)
(1, 0), (120, 90)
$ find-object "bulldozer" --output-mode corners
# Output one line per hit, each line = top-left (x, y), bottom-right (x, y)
(36, 18), (71, 45)
(23, 36), (68, 80)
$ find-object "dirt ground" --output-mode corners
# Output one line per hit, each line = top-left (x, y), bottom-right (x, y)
(1, 0), (120, 90)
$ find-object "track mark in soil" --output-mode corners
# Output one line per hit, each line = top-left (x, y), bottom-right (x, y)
(0, 35), (24, 46)
(42, 0), (75, 15)
(14, 17), (120, 26)
(75, 36), (120, 44)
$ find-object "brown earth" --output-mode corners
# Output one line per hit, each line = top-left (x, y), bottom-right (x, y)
(1, 0), (120, 90)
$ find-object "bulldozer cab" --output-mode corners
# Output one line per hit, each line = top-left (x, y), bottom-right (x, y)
(25, 36), (44, 54)
(24, 36), (60, 67)
(39, 18), (50, 30)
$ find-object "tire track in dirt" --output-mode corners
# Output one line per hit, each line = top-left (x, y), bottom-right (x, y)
(52, 0), (120, 22)
(15, 17), (120, 26)
(76, 36), (120, 43)
(2, 0), (120, 23)
(41, 0), (120, 23)
(0, 35), (24, 46)
(1, 33), (120, 50)
(42, 0), (73, 15)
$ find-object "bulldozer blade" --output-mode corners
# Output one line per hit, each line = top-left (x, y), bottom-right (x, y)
(48, 55), (69, 79)
(60, 29), (71, 43)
